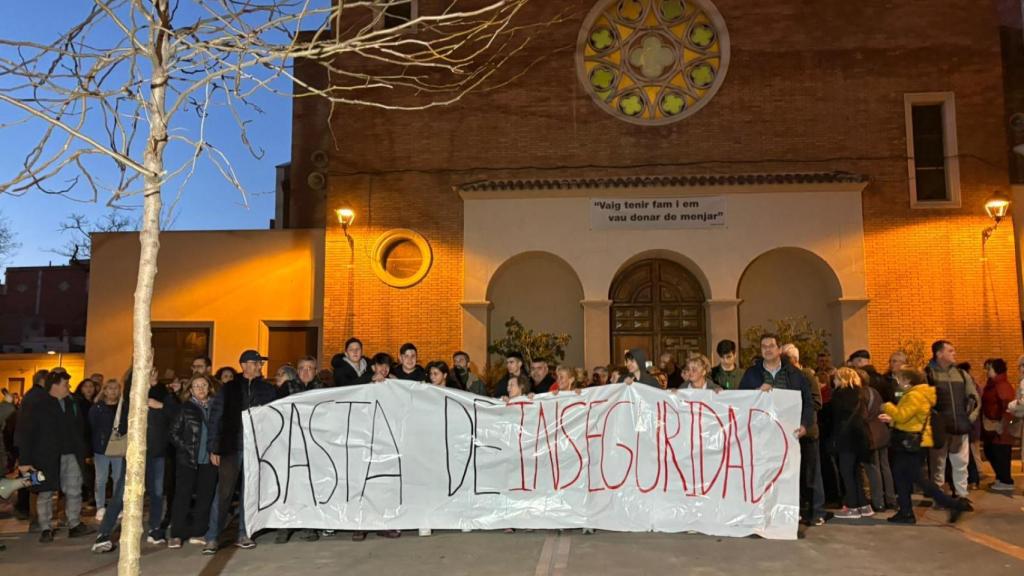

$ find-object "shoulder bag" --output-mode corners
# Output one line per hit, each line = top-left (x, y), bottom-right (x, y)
(104, 397), (128, 457)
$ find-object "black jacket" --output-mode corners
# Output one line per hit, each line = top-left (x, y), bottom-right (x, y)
(170, 399), (211, 469)
(665, 365), (685, 389)
(739, 360), (816, 431)
(20, 394), (87, 492)
(626, 349), (660, 387)
(879, 371), (900, 404)
(926, 361), (980, 435)
(494, 370), (528, 397)
(862, 365), (895, 405)
(208, 374), (276, 455)
(392, 364), (427, 382)
(331, 355), (372, 387)
(532, 373), (557, 393)
(89, 402), (119, 455)
(74, 393), (94, 456)
(14, 385), (47, 454)
(147, 383), (172, 456)
(830, 386), (870, 458)
(275, 378), (309, 400)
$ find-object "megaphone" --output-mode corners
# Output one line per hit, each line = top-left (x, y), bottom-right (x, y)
(0, 477), (30, 500)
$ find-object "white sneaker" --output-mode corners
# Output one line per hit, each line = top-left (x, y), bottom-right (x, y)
(91, 537), (114, 554)
(460, 528), (472, 533)
(992, 481), (1015, 492)
(858, 505), (875, 518)
(95, 508), (106, 522)
(418, 528), (432, 537)
(188, 537), (206, 545)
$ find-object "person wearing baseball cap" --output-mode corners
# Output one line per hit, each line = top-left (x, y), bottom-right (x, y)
(206, 349), (275, 552)
(847, 350), (871, 367)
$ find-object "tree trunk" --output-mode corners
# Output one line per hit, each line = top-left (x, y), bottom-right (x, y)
(119, 3), (171, 574)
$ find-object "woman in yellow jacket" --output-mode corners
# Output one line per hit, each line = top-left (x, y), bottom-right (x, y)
(880, 367), (968, 524)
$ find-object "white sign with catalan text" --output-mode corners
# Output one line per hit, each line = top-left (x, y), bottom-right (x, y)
(590, 197), (726, 229)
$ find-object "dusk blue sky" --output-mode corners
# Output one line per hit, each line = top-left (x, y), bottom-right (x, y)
(0, 3), (295, 270)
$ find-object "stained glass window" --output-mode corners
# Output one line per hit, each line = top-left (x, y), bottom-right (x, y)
(576, 0), (730, 125)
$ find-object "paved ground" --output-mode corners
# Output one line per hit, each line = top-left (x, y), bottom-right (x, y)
(2, 465), (1023, 575)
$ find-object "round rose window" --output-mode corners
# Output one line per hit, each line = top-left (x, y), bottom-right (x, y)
(576, 0), (730, 125)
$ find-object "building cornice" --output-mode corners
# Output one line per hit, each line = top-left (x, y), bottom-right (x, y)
(457, 172), (869, 200)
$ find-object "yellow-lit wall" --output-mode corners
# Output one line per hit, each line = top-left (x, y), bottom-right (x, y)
(0, 353), (86, 396)
(85, 229), (323, 381)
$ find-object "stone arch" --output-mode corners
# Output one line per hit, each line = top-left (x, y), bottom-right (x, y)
(737, 247), (844, 358)
(486, 251), (585, 367)
(611, 249), (713, 300)
(609, 253), (710, 365)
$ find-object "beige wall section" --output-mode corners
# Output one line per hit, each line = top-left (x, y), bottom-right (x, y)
(463, 187), (869, 368)
(737, 248), (844, 356)
(486, 252), (585, 367)
(85, 229), (323, 381)
(0, 353), (86, 395)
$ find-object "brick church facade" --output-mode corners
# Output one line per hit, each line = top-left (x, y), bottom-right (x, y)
(273, 0), (1024, 371)
(84, 1), (1024, 379)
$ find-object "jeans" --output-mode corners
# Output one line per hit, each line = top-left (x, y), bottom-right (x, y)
(216, 451), (246, 541)
(893, 447), (956, 515)
(145, 455), (166, 535)
(799, 438), (825, 521)
(862, 450), (884, 510)
(983, 441), (1014, 484)
(967, 440), (980, 485)
(819, 441), (842, 505)
(37, 454), (83, 531)
(163, 447), (177, 530)
(877, 447), (896, 505)
(171, 463), (218, 540)
(205, 480), (220, 542)
(838, 451), (867, 509)
(930, 433), (969, 497)
(93, 454), (124, 510)
(98, 464), (125, 537)
(82, 457), (95, 506)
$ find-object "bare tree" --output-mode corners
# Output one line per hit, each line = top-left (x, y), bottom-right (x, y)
(52, 212), (134, 262)
(0, 210), (19, 272)
(0, 1), (553, 573)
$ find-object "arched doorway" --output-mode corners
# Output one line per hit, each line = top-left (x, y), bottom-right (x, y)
(609, 258), (707, 365)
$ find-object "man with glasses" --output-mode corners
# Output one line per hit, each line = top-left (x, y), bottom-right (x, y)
(207, 350), (276, 551)
(297, 356), (326, 390)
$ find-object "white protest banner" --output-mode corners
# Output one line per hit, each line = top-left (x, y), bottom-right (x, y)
(243, 382), (801, 540)
(590, 197), (726, 230)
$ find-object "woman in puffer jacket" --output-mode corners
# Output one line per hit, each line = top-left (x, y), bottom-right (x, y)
(167, 374), (218, 549)
(880, 367), (968, 524)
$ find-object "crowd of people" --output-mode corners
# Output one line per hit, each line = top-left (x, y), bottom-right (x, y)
(0, 335), (1022, 555)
